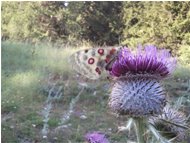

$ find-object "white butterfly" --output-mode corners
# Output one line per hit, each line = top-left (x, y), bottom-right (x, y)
(69, 47), (121, 80)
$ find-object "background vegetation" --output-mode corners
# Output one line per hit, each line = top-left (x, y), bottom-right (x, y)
(2, 2), (190, 50)
(1, 1), (190, 143)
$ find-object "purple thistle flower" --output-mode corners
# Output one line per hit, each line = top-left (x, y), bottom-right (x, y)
(150, 105), (188, 142)
(108, 45), (177, 117)
(110, 45), (176, 79)
(85, 131), (110, 143)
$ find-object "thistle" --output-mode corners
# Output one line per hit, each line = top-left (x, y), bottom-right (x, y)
(85, 131), (110, 143)
(109, 45), (176, 117)
(149, 105), (189, 142)
(108, 45), (177, 143)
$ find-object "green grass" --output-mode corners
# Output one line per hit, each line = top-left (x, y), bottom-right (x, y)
(1, 41), (77, 142)
(2, 41), (190, 143)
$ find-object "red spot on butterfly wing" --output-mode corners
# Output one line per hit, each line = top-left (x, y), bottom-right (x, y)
(110, 48), (116, 55)
(88, 58), (95, 64)
(98, 48), (104, 55)
(95, 67), (101, 75)
(105, 55), (111, 63)
(105, 48), (117, 63)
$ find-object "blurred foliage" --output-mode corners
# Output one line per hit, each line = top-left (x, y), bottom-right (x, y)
(122, 1), (190, 53)
(177, 45), (190, 65)
(1, 2), (69, 43)
(79, 2), (124, 45)
(1, 1), (190, 51)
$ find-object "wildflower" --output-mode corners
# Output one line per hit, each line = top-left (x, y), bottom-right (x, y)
(110, 45), (176, 79)
(150, 105), (189, 142)
(85, 131), (110, 143)
(108, 45), (176, 117)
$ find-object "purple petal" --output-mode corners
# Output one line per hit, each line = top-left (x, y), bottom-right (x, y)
(109, 45), (176, 79)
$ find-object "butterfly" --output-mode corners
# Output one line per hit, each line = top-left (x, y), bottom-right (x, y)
(69, 47), (122, 80)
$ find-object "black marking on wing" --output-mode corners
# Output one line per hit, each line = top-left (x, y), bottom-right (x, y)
(105, 56), (117, 71)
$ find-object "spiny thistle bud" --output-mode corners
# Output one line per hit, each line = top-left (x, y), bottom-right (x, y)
(150, 105), (189, 142)
(109, 77), (166, 117)
(85, 131), (110, 143)
(109, 45), (176, 117)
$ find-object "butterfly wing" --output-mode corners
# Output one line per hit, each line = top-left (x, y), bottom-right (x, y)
(69, 47), (119, 80)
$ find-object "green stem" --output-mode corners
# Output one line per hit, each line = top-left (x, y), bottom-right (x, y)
(134, 118), (146, 143)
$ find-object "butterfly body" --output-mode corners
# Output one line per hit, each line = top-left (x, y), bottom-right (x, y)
(70, 47), (121, 80)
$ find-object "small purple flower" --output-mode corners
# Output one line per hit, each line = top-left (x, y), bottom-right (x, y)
(110, 45), (176, 79)
(85, 131), (110, 143)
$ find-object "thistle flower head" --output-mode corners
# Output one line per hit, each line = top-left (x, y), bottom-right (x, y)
(108, 45), (177, 117)
(110, 45), (176, 79)
(150, 105), (189, 142)
(85, 131), (110, 143)
(109, 77), (166, 117)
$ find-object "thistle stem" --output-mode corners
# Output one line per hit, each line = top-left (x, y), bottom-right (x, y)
(134, 118), (146, 143)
